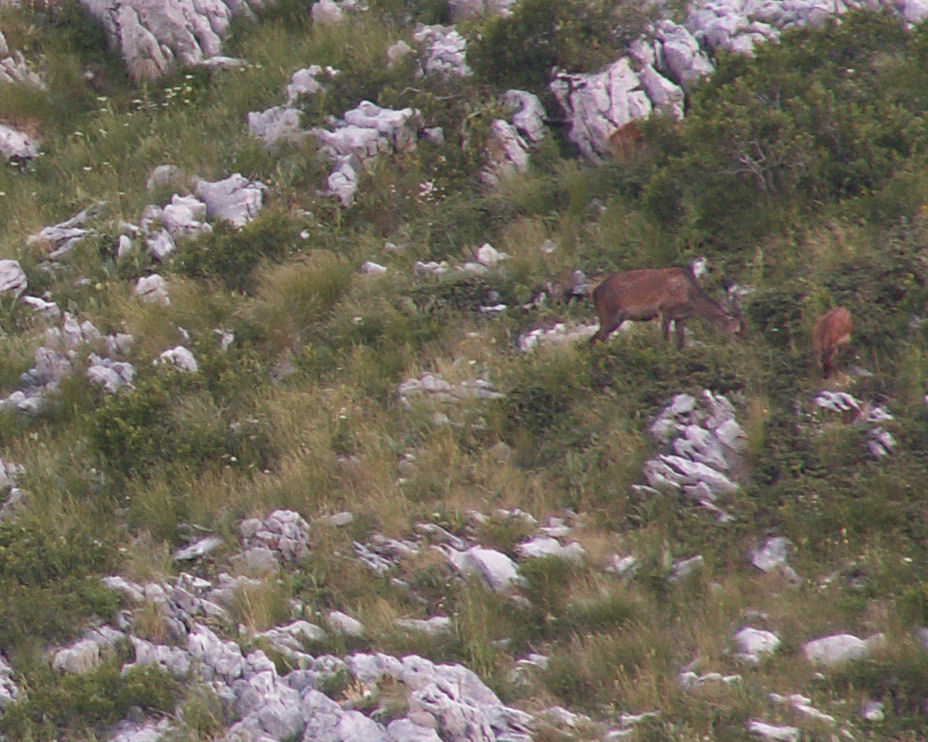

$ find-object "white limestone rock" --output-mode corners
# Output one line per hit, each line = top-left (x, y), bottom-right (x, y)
(311, 0), (344, 24)
(145, 164), (187, 194)
(0, 260), (27, 298)
(504, 89), (547, 146)
(327, 610), (365, 637)
(480, 119), (531, 185)
(194, 173), (266, 227)
(550, 57), (652, 163)
(86, 355), (136, 393)
(157, 346), (198, 373)
(52, 639), (101, 674)
(516, 537), (585, 564)
(134, 274), (170, 305)
(0, 122), (38, 162)
(248, 106), (308, 148)
(752, 536), (792, 573)
(747, 720), (799, 742)
(733, 627), (781, 663)
(80, 0), (270, 82)
(395, 616), (453, 636)
(413, 24), (472, 78)
(803, 633), (872, 666)
(445, 545), (523, 593)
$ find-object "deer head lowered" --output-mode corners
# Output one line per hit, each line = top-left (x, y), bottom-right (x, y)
(589, 267), (745, 348)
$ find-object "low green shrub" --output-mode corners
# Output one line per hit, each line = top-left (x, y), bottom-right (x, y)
(173, 210), (305, 293)
(0, 520), (117, 648)
(0, 663), (182, 739)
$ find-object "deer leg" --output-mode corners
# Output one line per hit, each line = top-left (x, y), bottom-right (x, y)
(822, 350), (835, 378)
(661, 316), (672, 342)
(591, 313), (623, 345)
(675, 319), (687, 349)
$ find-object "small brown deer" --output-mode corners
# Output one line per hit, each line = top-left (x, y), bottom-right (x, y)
(812, 306), (852, 379)
(589, 267), (745, 348)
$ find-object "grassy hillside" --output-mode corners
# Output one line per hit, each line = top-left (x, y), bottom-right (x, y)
(1, 1), (928, 739)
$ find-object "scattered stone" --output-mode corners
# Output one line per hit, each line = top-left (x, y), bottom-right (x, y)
(194, 174), (266, 227)
(0, 652), (20, 711)
(157, 346), (198, 373)
(679, 670), (741, 689)
(86, 355), (136, 393)
(0, 122), (39, 163)
(550, 58), (653, 164)
(174, 536), (224, 561)
(516, 537), (585, 564)
(518, 322), (599, 351)
(146, 164), (188, 194)
(312, 0), (344, 25)
(395, 616), (452, 636)
(397, 372), (502, 405)
(862, 699), (884, 722)
(642, 391), (745, 518)
(413, 25), (472, 78)
(770, 693), (835, 726)
(361, 260), (388, 274)
(52, 638), (102, 675)
(669, 555), (704, 582)
(134, 274), (170, 305)
(311, 101), (423, 206)
(803, 633), (875, 667)
(240, 510), (310, 563)
(0, 260), (27, 297)
(387, 40), (413, 68)
(752, 537), (792, 573)
(734, 627), (781, 663)
(326, 610), (365, 638)
(444, 545), (523, 593)
(27, 201), (105, 258)
(22, 295), (61, 318)
(747, 720), (800, 742)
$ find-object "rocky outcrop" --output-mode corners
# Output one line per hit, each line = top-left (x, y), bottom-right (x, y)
(413, 24), (472, 78)
(641, 391), (748, 519)
(551, 58), (658, 164)
(0, 313), (134, 414)
(312, 101), (424, 206)
(481, 91), (547, 185)
(79, 0), (270, 81)
(554, 0), (928, 164)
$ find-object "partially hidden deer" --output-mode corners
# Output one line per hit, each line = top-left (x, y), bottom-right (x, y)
(812, 306), (852, 379)
(589, 267), (745, 348)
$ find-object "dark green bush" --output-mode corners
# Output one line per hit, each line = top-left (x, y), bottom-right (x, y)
(85, 365), (276, 480)
(468, 0), (647, 92)
(654, 9), (928, 244)
(0, 520), (118, 647)
(173, 210), (305, 293)
(0, 663), (182, 739)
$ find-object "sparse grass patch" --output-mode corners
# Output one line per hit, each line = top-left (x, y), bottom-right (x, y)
(0, 662), (182, 740)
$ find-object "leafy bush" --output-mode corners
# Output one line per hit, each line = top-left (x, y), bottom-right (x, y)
(85, 365), (276, 480)
(0, 520), (118, 647)
(173, 210), (305, 293)
(468, 0), (647, 92)
(0, 663), (182, 739)
(655, 9), (928, 243)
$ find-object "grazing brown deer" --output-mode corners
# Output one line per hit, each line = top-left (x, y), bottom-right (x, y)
(812, 307), (852, 379)
(589, 267), (745, 348)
